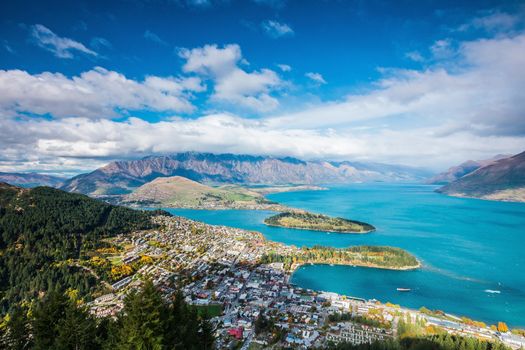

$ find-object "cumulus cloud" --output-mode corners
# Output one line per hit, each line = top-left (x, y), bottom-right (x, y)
(305, 72), (327, 84)
(0, 67), (204, 118)
(179, 44), (283, 112)
(30, 24), (97, 58)
(261, 20), (294, 38)
(270, 33), (525, 138)
(3, 25), (525, 173)
(0, 114), (523, 174)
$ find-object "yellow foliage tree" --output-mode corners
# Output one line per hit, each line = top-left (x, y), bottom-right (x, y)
(139, 255), (154, 265)
(497, 322), (509, 333)
(111, 264), (133, 280)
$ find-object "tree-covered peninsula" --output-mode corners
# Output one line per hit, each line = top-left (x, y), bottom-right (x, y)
(261, 245), (420, 271)
(264, 211), (375, 233)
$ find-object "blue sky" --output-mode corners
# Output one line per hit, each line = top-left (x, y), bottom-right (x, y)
(1, 0), (525, 174)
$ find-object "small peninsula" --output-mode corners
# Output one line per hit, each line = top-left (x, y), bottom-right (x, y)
(261, 245), (420, 271)
(264, 211), (375, 233)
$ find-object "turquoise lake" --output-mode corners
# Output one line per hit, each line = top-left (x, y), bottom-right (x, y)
(164, 183), (525, 327)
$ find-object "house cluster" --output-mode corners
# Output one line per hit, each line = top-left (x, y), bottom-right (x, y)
(326, 322), (393, 345)
(87, 214), (525, 349)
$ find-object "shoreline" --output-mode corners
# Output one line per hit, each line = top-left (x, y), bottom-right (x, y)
(288, 261), (422, 274)
(289, 260), (423, 275)
(264, 221), (375, 234)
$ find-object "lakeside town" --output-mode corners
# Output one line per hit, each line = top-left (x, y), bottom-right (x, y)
(88, 214), (525, 349)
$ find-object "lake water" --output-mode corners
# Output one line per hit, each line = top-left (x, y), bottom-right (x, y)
(164, 183), (525, 327)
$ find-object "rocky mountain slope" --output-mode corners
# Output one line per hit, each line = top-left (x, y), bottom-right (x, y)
(436, 151), (525, 202)
(426, 155), (509, 184)
(0, 172), (64, 187)
(61, 152), (429, 196)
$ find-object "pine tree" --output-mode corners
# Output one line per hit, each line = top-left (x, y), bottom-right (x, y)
(3, 306), (31, 350)
(115, 280), (166, 350)
(198, 310), (215, 350)
(55, 302), (98, 350)
(32, 289), (68, 350)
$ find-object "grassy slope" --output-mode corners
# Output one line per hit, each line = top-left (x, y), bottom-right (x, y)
(124, 176), (269, 207)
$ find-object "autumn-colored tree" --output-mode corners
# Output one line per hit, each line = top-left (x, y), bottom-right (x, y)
(497, 322), (509, 333)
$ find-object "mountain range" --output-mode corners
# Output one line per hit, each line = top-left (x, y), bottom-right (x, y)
(436, 151), (525, 202)
(426, 155), (510, 185)
(60, 152), (431, 196)
(0, 172), (64, 188)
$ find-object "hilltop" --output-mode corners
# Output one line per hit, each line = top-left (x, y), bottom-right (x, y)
(122, 175), (289, 210)
(437, 151), (525, 202)
(60, 152), (429, 196)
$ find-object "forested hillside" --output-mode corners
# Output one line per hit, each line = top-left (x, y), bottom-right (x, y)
(0, 183), (165, 313)
(1, 280), (214, 349)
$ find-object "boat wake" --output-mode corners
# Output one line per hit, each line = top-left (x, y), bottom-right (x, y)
(484, 289), (501, 294)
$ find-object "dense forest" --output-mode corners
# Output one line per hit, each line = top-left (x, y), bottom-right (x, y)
(0, 183), (167, 313)
(261, 245), (420, 270)
(264, 211), (375, 233)
(0, 280), (214, 350)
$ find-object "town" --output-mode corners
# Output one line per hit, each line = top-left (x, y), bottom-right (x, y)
(88, 215), (525, 349)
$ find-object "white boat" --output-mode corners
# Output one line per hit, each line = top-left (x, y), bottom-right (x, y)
(396, 288), (411, 292)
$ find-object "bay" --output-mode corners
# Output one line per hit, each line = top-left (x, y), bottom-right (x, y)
(164, 183), (525, 327)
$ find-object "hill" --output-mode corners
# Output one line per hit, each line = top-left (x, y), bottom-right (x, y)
(0, 172), (64, 187)
(0, 182), (164, 313)
(61, 152), (429, 196)
(436, 151), (525, 202)
(426, 155), (509, 185)
(123, 176), (287, 210)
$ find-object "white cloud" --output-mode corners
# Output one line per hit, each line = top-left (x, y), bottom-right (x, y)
(0, 67), (204, 118)
(430, 39), (455, 59)
(2, 29), (525, 172)
(305, 72), (327, 84)
(143, 30), (168, 46)
(179, 44), (283, 112)
(261, 20), (294, 38)
(277, 64), (291, 72)
(269, 33), (525, 137)
(90, 37), (112, 50)
(459, 11), (521, 33)
(0, 114), (523, 174)
(30, 24), (97, 59)
(405, 51), (424, 62)
(3, 40), (15, 54)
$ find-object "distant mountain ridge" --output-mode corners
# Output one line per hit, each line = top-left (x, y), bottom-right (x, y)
(437, 151), (525, 202)
(61, 152), (430, 196)
(426, 155), (510, 185)
(0, 172), (64, 187)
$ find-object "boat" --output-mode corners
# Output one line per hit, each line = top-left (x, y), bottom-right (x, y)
(396, 288), (411, 292)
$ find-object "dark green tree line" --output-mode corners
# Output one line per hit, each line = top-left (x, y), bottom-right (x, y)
(1, 280), (214, 350)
